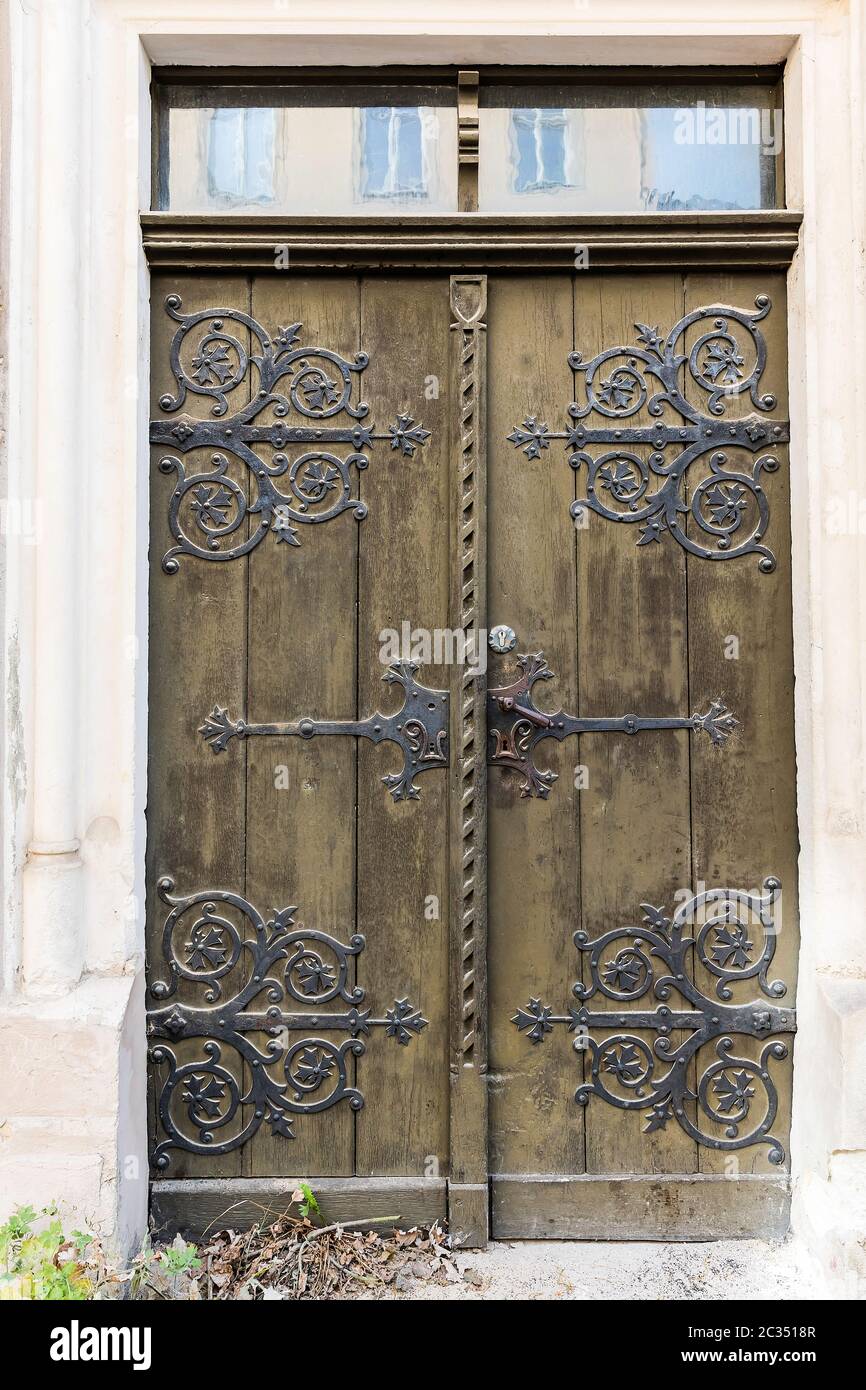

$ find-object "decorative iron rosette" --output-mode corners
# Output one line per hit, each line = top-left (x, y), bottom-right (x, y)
(508, 297), (789, 571)
(150, 297), (430, 571)
(512, 877), (796, 1161)
(147, 879), (427, 1168)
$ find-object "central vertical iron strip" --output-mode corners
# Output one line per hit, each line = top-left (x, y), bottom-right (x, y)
(447, 274), (489, 1246)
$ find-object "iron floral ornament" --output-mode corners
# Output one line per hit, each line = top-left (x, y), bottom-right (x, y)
(150, 296), (430, 572)
(508, 297), (789, 571)
(512, 878), (796, 1161)
(147, 879), (427, 1168)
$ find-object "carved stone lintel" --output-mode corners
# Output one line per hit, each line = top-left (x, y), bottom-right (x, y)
(142, 213), (804, 274)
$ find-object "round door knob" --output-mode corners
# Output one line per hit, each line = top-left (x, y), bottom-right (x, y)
(489, 624), (517, 654)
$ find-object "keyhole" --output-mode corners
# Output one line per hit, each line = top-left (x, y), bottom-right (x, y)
(489, 624), (517, 654)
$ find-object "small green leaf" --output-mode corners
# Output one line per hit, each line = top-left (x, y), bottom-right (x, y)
(299, 1181), (319, 1218)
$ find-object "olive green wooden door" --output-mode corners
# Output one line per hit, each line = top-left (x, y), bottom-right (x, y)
(487, 271), (797, 1239)
(146, 269), (797, 1243)
(146, 274), (459, 1234)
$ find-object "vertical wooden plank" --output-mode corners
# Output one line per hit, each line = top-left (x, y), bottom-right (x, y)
(355, 277), (451, 1178)
(244, 276), (359, 1178)
(448, 275), (488, 1245)
(576, 273), (697, 1178)
(146, 275), (250, 1179)
(684, 271), (798, 1177)
(487, 275), (584, 1183)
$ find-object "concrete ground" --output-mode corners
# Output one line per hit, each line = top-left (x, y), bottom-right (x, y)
(388, 1236), (831, 1301)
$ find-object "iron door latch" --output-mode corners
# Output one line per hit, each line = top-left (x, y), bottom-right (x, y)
(488, 651), (738, 798)
(201, 660), (448, 803)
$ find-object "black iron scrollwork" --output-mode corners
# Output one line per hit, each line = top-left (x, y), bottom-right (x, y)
(512, 877), (796, 1161)
(151, 297), (430, 571)
(508, 297), (788, 571)
(488, 652), (738, 798)
(200, 660), (448, 803)
(147, 879), (428, 1168)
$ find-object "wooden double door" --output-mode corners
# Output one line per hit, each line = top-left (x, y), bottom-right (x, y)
(147, 268), (797, 1244)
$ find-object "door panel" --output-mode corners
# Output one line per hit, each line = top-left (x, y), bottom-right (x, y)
(243, 275), (360, 1178)
(147, 273), (450, 1193)
(682, 271), (797, 1181)
(147, 275), (251, 1182)
(575, 273), (695, 1181)
(487, 276), (584, 1179)
(487, 271), (798, 1236)
(354, 277), (452, 1178)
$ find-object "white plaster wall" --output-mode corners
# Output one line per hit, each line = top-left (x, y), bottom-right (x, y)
(0, 1), (863, 1286)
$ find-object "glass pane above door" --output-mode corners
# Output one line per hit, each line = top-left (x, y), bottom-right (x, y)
(157, 83), (458, 214)
(478, 81), (782, 212)
(152, 73), (784, 215)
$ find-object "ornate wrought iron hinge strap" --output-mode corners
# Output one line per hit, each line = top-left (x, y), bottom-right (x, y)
(201, 660), (448, 803)
(512, 877), (795, 1161)
(508, 297), (789, 571)
(151, 296), (430, 572)
(488, 652), (738, 798)
(147, 879), (427, 1168)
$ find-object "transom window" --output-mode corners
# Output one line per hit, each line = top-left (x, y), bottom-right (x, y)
(153, 69), (784, 214)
